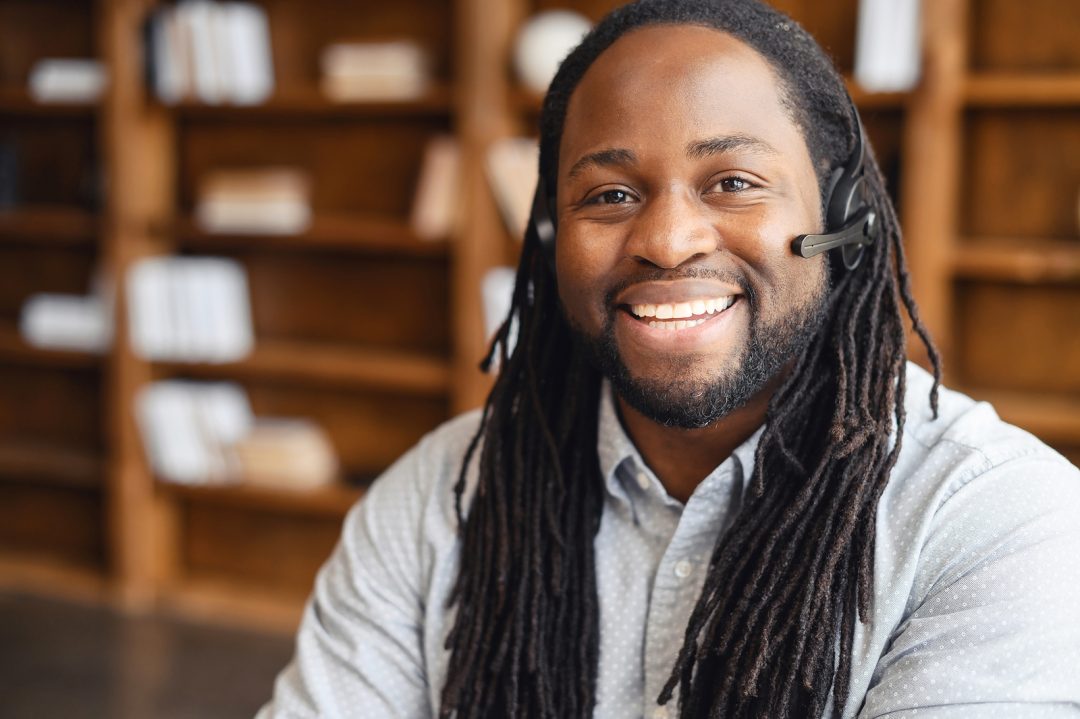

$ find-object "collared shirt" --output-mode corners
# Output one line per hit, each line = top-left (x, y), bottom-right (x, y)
(258, 363), (1080, 718)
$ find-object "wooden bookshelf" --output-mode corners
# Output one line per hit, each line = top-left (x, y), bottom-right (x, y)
(2, 0), (1077, 630)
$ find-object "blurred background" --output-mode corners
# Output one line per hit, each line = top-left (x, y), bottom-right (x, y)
(0, 0), (1077, 716)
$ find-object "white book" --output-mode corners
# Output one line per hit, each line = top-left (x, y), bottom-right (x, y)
(854, 0), (921, 93)
(222, 2), (274, 105)
(486, 137), (539, 240)
(151, 8), (185, 103)
(410, 136), (460, 240)
(183, 0), (226, 104)
(127, 257), (173, 360)
(19, 293), (111, 353)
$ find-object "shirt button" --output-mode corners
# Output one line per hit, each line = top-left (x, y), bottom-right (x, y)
(652, 707), (670, 719)
(635, 471), (650, 491)
(674, 559), (693, 579)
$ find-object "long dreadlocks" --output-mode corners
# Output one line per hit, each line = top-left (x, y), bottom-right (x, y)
(441, 0), (942, 716)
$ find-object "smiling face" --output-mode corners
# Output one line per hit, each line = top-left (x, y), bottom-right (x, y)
(555, 24), (829, 428)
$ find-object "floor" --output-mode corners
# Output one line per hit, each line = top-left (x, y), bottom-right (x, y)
(0, 591), (295, 719)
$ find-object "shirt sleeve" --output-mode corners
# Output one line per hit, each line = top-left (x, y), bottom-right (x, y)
(256, 442), (433, 719)
(858, 454), (1080, 718)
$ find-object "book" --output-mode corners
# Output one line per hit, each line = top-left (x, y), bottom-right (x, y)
(319, 41), (429, 102)
(854, 0), (921, 93)
(231, 418), (340, 490)
(410, 136), (460, 241)
(195, 167), (312, 235)
(27, 59), (107, 103)
(126, 255), (254, 363)
(486, 137), (539, 240)
(19, 293), (112, 353)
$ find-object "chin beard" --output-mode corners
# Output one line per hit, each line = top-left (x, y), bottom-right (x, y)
(569, 282), (828, 430)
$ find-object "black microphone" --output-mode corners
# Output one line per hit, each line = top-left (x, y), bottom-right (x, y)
(791, 207), (877, 270)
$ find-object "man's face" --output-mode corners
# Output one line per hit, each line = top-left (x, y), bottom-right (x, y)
(555, 25), (829, 428)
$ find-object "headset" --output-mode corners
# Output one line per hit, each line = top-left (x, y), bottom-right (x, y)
(528, 107), (878, 273)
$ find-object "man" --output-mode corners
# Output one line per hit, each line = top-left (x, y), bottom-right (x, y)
(259, 1), (1080, 717)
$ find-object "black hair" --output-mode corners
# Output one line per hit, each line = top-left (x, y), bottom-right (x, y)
(440, 1), (941, 717)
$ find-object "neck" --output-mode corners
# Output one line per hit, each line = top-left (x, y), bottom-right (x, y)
(615, 376), (782, 504)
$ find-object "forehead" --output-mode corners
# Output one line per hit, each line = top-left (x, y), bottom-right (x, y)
(560, 24), (799, 168)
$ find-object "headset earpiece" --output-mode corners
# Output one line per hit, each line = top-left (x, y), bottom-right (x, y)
(792, 111), (878, 271)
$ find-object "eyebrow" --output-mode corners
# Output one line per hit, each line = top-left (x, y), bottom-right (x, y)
(686, 134), (779, 160)
(565, 135), (778, 181)
(567, 148), (637, 181)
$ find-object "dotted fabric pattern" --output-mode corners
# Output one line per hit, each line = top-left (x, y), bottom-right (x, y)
(257, 364), (1080, 718)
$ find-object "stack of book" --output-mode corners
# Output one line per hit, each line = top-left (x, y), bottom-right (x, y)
(854, 0), (921, 92)
(137, 381), (340, 488)
(486, 137), (539, 240)
(145, 0), (274, 105)
(126, 255), (254, 363)
(319, 40), (429, 102)
(195, 167), (312, 235)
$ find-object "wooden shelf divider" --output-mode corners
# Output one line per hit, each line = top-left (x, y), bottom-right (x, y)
(155, 340), (452, 396)
(0, 207), (100, 246)
(0, 439), (101, 489)
(0, 322), (103, 369)
(175, 215), (449, 257)
(157, 480), (363, 518)
(169, 85), (453, 120)
(952, 239), (1080, 283)
(965, 74), (1080, 106)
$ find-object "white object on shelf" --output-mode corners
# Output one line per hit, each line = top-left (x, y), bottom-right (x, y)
(28, 59), (107, 103)
(127, 255), (254, 363)
(854, 0), (921, 93)
(231, 418), (339, 490)
(320, 40), (429, 102)
(19, 294), (111, 353)
(136, 380), (254, 484)
(513, 10), (591, 94)
(195, 167), (312, 235)
(486, 137), (539, 241)
(410, 135), (460, 241)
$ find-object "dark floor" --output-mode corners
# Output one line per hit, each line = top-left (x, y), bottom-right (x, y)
(0, 592), (295, 719)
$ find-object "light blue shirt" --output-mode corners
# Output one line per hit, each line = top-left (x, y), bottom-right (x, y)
(259, 363), (1080, 718)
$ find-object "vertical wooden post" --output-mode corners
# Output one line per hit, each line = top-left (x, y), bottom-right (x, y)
(99, 0), (175, 609)
(901, 0), (967, 374)
(451, 0), (525, 414)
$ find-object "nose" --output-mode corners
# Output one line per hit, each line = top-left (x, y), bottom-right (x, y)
(623, 188), (720, 268)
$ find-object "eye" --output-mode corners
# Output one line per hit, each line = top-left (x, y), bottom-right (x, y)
(587, 188), (634, 205)
(713, 176), (754, 193)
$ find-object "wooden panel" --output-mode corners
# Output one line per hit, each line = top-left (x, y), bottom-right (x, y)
(860, 108), (904, 210)
(956, 281), (1080, 393)
(259, 0), (455, 89)
(962, 109), (1080, 240)
(0, 116), (100, 208)
(239, 380), (448, 480)
(0, 245), (97, 320)
(0, 482), (104, 569)
(970, 0), (1080, 72)
(0, 364), (103, 448)
(230, 250), (450, 354)
(177, 117), (449, 216)
(181, 502), (342, 598)
(0, 0), (96, 87)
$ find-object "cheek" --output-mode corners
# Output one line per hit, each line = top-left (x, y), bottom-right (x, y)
(554, 232), (615, 327)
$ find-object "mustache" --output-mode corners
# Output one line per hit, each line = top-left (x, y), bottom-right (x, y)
(602, 265), (757, 309)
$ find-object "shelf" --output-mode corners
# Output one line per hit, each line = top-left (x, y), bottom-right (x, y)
(157, 479), (363, 519)
(0, 207), (100, 246)
(965, 74), (1080, 106)
(952, 239), (1080, 284)
(963, 388), (1080, 446)
(0, 88), (99, 117)
(169, 85), (453, 120)
(0, 322), (103, 369)
(0, 551), (109, 603)
(175, 214), (449, 258)
(0, 439), (101, 489)
(155, 339), (452, 396)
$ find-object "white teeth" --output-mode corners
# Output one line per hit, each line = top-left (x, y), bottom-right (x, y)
(630, 296), (735, 319)
(647, 318), (707, 331)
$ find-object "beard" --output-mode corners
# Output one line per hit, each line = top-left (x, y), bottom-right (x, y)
(567, 270), (829, 429)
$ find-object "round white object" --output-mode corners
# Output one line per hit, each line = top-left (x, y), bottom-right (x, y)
(513, 10), (592, 94)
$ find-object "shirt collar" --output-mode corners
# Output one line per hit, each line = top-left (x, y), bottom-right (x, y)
(596, 379), (765, 507)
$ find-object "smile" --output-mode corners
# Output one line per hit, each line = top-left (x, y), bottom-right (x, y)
(627, 296), (737, 330)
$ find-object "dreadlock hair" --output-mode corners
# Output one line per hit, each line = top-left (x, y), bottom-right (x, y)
(440, 0), (942, 717)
